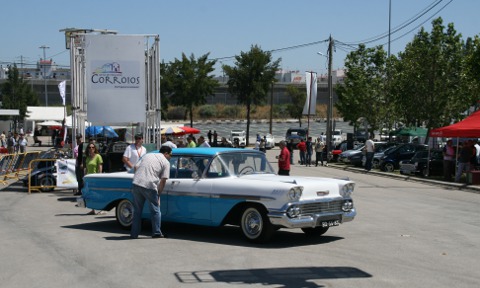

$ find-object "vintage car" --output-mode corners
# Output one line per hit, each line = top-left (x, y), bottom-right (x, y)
(230, 130), (246, 148)
(264, 133), (275, 149)
(78, 148), (356, 243)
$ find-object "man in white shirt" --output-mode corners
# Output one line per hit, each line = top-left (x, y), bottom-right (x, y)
(197, 135), (211, 147)
(122, 133), (147, 171)
(364, 135), (375, 171)
(161, 136), (178, 149)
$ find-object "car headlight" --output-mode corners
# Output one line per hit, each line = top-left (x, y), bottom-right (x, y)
(340, 183), (355, 198)
(286, 205), (301, 218)
(342, 200), (354, 212)
(288, 186), (303, 201)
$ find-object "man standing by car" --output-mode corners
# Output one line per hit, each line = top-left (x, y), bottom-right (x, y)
(122, 133), (147, 171)
(130, 145), (172, 239)
(315, 137), (325, 166)
(364, 135), (375, 171)
(277, 140), (291, 176)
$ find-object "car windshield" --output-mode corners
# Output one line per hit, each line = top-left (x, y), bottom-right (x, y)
(169, 151), (275, 179)
(218, 152), (275, 176)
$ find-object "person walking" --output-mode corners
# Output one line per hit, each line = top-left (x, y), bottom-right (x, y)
(364, 135), (375, 171)
(276, 140), (291, 176)
(315, 137), (325, 166)
(130, 146), (172, 239)
(84, 142), (103, 215)
(123, 133), (147, 171)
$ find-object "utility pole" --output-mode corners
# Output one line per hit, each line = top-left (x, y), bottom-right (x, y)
(39, 45), (50, 106)
(326, 35), (334, 151)
(269, 81), (274, 134)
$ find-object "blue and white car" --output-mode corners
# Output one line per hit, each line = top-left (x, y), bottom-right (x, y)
(78, 148), (356, 243)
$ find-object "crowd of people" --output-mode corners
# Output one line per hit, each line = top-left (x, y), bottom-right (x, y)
(0, 130), (29, 153)
(443, 139), (480, 183)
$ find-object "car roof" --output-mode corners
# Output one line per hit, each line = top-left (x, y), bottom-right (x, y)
(153, 147), (258, 157)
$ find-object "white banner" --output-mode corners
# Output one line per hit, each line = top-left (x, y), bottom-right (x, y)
(84, 35), (146, 123)
(58, 80), (66, 106)
(303, 72), (317, 115)
(56, 159), (78, 189)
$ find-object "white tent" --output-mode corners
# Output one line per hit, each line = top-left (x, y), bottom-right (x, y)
(38, 120), (63, 126)
(24, 106), (66, 135)
(26, 106), (65, 121)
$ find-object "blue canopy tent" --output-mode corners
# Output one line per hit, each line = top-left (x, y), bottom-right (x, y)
(85, 126), (119, 138)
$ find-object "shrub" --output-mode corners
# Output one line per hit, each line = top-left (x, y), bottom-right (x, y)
(197, 105), (217, 119)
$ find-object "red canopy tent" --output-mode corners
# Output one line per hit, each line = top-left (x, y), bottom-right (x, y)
(429, 110), (480, 138)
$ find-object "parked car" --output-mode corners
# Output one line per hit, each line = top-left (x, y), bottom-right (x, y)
(338, 145), (364, 164)
(379, 143), (427, 172)
(230, 130), (246, 148)
(339, 141), (384, 165)
(354, 142), (398, 167)
(399, 149), (444, 177)
(285, 128), (308, 147)
(77, 148), (356, 243)
(370, 145), (399, 169)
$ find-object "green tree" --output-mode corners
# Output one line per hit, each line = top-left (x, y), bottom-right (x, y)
(223, 45), (281, 145)
(336, 44), (388, 137)
(285, 84), (306, 126)
(464, 35), (480, 110)
(390, 18), (468, 128)
(159, 61), (173, 120)
(167, 53), (218, 127)
(0, 64), (39, 122)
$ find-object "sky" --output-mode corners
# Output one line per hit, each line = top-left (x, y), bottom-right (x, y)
(0, 0), (478, 76)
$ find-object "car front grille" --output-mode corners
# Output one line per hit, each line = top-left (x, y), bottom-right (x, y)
(299, 200), (344, 215)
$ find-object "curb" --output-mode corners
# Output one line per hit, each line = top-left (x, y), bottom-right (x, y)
(328, 163), (480, 194)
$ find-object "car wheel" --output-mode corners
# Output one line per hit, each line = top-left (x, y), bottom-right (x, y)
(116, 199), (134, 229)
(384, 163), (395, 172)
(301, 227), (329, 236)
(38, 175), (55, 192)
(240, 206), (274, 243)
(372, 159), (380, 169)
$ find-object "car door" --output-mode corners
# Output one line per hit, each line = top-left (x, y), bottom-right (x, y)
(164, 155), (213, 224)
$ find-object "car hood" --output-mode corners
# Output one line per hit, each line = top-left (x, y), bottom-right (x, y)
(340, 150), (362, 157)
(240, 174), (350, 200)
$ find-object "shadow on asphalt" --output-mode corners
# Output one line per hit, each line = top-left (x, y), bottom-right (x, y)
(175, 266), (372, 287)
(61, 219), (344, 248)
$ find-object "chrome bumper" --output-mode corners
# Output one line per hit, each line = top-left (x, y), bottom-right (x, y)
(268, 209), (356, 229)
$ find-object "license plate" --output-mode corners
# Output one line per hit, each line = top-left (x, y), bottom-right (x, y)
(319, 220), (340, 227)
